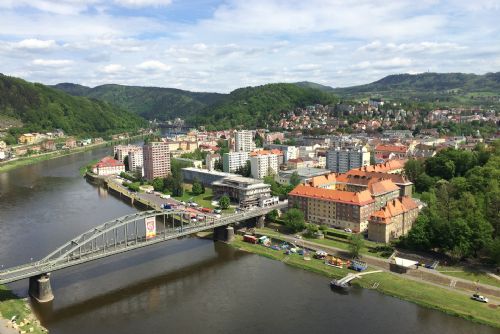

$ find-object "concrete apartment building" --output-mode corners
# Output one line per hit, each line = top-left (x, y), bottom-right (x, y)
(267, 144), (298, 163)
(114, 145), (140, 163)
(143, 142), (171, 180)
(128, 147), (144, 176)
(288, 185), (375, 232)
(235, 130), (256, 152)
(205, 153), (220, 171)
(223, 151), (250, 173)
(326, 146), (370, 173)
(249, 149), (281, 179)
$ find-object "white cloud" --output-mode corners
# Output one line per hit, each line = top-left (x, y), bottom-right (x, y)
(32, 58), (74, 67)
(101, 63), (125, 74)
(358, 40), (467, 53)
(137, 60), (171, 71)
(113, 0), (172, 7)
(16, 39), (57, 50)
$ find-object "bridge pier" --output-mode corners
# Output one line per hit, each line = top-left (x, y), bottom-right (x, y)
(256, 215), (265, 229)
(213, 226), (234, 242)
(29, 273), (54, 303)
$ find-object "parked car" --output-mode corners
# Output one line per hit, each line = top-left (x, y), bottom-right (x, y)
(344, 228), (352, 233)
(471, 294), (488, 303)
(214, 209), (222, 214)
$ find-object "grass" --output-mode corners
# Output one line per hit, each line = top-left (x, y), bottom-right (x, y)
(0, 285), (46, 333)
(173, 186), (216, 209)
(258, 227), (393, 259)
(231, 236), (500, 329)
(437, 269), (500, 289)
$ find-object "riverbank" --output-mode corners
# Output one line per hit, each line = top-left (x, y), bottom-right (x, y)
(0, 285), (47, 333)
(0, 134), (146, 174)
(231, 236), (500, 329)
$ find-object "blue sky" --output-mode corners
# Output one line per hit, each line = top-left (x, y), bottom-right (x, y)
(0, 0), (499, 92)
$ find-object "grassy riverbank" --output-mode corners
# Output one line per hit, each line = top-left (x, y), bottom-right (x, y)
(231, 236), (500, 329)
(0, 285), (46, 333)
(0, 134), (146, 174)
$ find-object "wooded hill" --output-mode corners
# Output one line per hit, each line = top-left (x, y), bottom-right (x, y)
(0, 74), (146, 138)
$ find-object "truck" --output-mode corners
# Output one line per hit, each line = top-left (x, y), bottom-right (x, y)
(243, 235), (258, 244)
(200, 207), (213, 213)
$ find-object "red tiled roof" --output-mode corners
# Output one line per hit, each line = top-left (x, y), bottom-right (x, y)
(94, 156), (124, 168)
(368, 179), (400, 196)
(250, 149), (283, 157)
(375, 144), (408, 153)
(349, 159), (406, 173)
(289, 185), (374, 206)
(309, 173), (336, 187)
(370, 196), (418, 224)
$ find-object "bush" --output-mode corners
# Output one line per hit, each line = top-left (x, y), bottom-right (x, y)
(283, 208), (306, 233)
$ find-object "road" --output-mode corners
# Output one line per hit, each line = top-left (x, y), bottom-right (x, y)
(256, 230), (500, 302)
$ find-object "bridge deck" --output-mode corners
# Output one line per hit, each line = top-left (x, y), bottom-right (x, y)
(0, 202), (287, 284)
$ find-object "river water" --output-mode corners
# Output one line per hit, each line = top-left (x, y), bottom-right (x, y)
(0, 146), (497, 334)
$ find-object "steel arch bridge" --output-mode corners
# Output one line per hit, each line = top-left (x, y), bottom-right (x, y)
(0, 202), (287, 285)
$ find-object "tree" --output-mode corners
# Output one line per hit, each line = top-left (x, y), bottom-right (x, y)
(283, 208), (306, 233)
(214, 158), (223, 171)
(123, 155), (130, 171)
(415, 173), (435, 193)
(219, 195), (230, 209)
(289, 171), (301, 187)
(152, 178), (164, 192)
(236, 160), (251, 177)
(348, 233), (364, 259)
(191, 178), (204, 195)
(266, 209), (279, 222)
(404, 159), (424, 183)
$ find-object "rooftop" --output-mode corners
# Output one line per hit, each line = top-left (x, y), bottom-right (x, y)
(289, 185), (374, 206)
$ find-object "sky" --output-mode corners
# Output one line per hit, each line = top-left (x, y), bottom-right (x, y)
(0, 0), (499, 93)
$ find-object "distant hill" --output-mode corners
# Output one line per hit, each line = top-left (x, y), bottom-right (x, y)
(189, 83), (338, 129)
(0, 74), (146, 137)
(52, 83), (226, 121)
(330, 72), (500, 105)
(294, 81), (335, 92)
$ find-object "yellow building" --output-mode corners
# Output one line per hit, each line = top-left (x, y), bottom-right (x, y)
(18, 133), (37, 145)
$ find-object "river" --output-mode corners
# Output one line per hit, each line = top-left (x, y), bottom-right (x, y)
(0, 146), (497, 334)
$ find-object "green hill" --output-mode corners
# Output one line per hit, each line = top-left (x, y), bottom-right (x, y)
(189, 83), (339, 129)
(52, 83), (226, 121)
(330, 72), (500, 105)
(0, 74), (146, 137)
(294, 81), (335, 92)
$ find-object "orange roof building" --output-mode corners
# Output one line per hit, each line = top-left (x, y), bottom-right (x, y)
(288, 185), (375, 232)
(368, 196), (419, 243)
(308, 173), (337, 189)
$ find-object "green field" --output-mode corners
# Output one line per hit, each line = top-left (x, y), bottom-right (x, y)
(438, 268), (500, 289)
(0, 285), (45, 333)
(232, 237), (500, 328)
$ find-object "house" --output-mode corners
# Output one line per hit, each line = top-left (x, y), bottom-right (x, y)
(92, 156), (126, 176)
(41, 140), (56, 151)
(65, 138), (77, 149)
(375, 144), (409, 159)
(18, 133), (37, 145)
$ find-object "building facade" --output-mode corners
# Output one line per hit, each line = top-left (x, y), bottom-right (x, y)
(368, 196), (419, 243)
(223, 151), (250, 173)
(288, 185), (375, 232)
(143, 142), (171, 180)
(128, 147), (144, 176)
(235, 130), (256, 152)
(212, 175), (272, 208)
(326, 146), (370, 173)
(249, 150), (281, 179)
(92, 156), (126, 176)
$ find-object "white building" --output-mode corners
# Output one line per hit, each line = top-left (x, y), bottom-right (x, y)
(267, 144), (298, 163)
(92, 157), (126, 176)
(326, 146), (370, 173)
(223, 151), (250, 173)
(235, 130), (255, 152)
(114, 144), (141, 163)
(206, 153), (221, 171)
(128, 147), (144, 176)
(250, 150), (281, 179)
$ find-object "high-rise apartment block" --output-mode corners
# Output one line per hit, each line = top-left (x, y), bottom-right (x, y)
(128, 147), (144, 176)
(223, 151), (250, 173)
(143, 142), (171, 180)
(250, 150), (281, 179)
(235, 130), (255, 152)
(326, 146), (370, 173)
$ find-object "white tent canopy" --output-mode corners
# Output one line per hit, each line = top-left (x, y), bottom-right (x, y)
(394, 257), (418, 268)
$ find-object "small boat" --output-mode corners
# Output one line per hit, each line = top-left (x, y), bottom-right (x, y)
(330, 279), (351, 289)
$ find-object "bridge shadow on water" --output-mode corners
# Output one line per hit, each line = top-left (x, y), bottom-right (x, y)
(31, 239), (249, 325)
